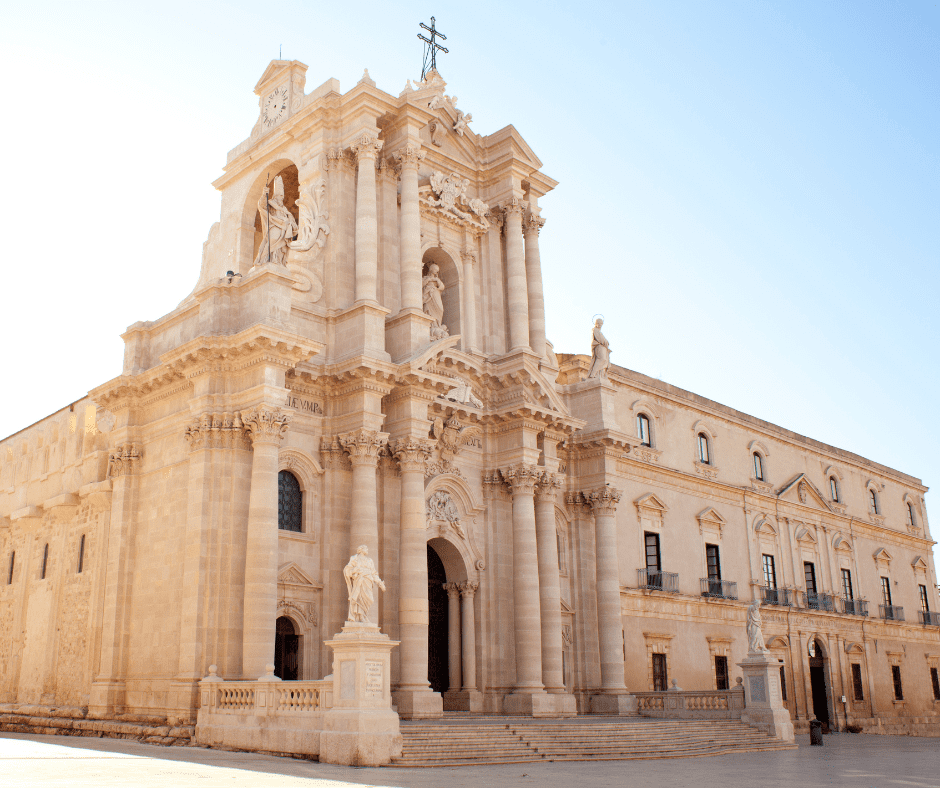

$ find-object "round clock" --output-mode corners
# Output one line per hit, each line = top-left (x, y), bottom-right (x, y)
(263, 86), (289, 128)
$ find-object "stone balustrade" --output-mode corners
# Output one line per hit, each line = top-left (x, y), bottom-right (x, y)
(633, 686), (745, 720)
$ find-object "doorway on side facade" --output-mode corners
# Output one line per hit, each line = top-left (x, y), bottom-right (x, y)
(427, 544), (449, 693)
(274, 616), (300, 680)
(809, 638), (830, 732)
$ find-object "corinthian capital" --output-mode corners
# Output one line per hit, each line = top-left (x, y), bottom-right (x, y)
(587, 485), (623, 514)
(389, 437), (433, 472)
(108, 444), (141, 478)
(241, 407), (290, 446)
(339, 429), (389, 466)
(524, 211), (545, 235)
(351, 133), (384, 161)
(499, 197), (528, 217)
(458, 580), (479, 598)
(395, 143), (425, 170)
(535, 471), (563, 503)
(500, 463), (541, 496)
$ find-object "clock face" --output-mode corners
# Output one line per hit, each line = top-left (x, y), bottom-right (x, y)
(263, 86), (289, 128)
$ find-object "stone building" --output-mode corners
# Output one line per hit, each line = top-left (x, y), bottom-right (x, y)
(1, 61), (938, 737)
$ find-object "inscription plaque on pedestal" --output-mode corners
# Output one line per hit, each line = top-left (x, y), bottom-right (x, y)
(366, 660), (383, 698)
(749, 675), (767, 703)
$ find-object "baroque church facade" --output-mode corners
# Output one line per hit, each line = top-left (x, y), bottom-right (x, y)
(1, 60), (938, 736)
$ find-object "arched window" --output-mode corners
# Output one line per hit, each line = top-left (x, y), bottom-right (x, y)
(829, 477), (839, 502)
(753, 452), (764, 481)
(868, 488), (878, 516)
(278, 470), (303, 532)
(697, 433), (710, 465)
(637, 414), (651, 447)
(907, 502), (916, 529)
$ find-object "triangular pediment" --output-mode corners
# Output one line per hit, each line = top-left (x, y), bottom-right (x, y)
(696, 507), (726, 526)
(277, 561), (319, 587)
(254, 59), (307, 95)
(777, 473), (832, 512)
(873, 547), (893, 564)
(912, 555), (929, 570)
(635, 493), (669, 512)
(560, 598), (574, 615)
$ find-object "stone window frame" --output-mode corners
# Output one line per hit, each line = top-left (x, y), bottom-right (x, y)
(277, 448), (324, 541)
(692, 420), (717, 469)
(630, 398), (662, 448)
(865, 479), (885, 524)
(754, 515), (785, 590)
(925, 654), (940, 704)
(706, 636), (732, 690)
(643, 632), (674, 691)
(886, 650), (905, 705)
(902, 493), (921, 534)
(747, 440), (771, 485)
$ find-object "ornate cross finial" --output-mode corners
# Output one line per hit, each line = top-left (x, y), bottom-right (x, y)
(418, 17), (449, 79)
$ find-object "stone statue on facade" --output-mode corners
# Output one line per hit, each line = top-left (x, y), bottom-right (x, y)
(422, 264), (448, 337)
(746, 600), (768, 654)
(253, 175), (297, 268)
(453, 108), (473, 136)
(429, 172), (472, 220)
(587, 318), (610, 380)
(343, 545), (386, 624)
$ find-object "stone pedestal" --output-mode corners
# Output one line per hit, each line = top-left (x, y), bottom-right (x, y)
(589, 693), (638, 716)
(737, 652), (795, 742)
(320, 622), (402, 766)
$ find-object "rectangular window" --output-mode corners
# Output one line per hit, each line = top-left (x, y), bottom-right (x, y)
(706, 544), (721, 582)
(762, 554), (777, 589)
(645, 532), (661, 573)
(652, 653), (668, 691)
(6, 552), (13, 585)
(892, 665), (903, 701)
(851, 663), (864, 701)
(919, 585), (930, 614)
(841, 569), (854, 600)
(803, 562), (817, 595)
(931, 667), (940, 701)
(40, 544), (49, 580)
(779, 664), (787, 702)
(715, 656), (729, 691)
(881, 577), (892, 608)
(77, 535), (85, 574)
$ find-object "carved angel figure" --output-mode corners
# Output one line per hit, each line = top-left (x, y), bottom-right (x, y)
(253, 176), (297, 267)
(343, 545), (386, 624)
(453, 109), (473, 136)
(746, 600), (768, 654)
(429, 172), (472, 220)
(288, 178), (330, 252)
(432, 414), (482, 464)
(587, 318), (610, 380)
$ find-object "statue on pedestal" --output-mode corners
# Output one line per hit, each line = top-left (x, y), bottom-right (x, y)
(587, 317), (610, 380)
(746, 600), (768, 654)
(343, 545), (386, 624)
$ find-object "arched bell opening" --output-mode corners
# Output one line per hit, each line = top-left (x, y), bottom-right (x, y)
(421, 248), (462, 339)
(274, 615), (302, 681)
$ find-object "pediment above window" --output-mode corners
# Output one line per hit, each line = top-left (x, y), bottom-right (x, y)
(777, 473), (832, 512)
(277, 561), (321, 588)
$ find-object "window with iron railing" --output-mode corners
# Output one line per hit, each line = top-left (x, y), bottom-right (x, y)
(919, 585), (930, 614)
(278, 470), (303, 532)
(880, 604), (904, 622)
(841, 569), (853, 601)
(762, 554), (777, 589)
(842, 598), (868, 616)
(881, 577), (892, 608)
(804, 562), (817, 595)
(640, 568), (679, 593)
(762, 586), (794, 606)
(645, 532), (661, 573)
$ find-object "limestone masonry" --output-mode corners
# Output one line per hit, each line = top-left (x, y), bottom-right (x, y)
(1, 61), (937, 762)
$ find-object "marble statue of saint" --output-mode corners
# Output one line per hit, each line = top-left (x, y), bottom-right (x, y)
(253, 176), (297, 268)
(746, 600), (768, 654)
(343, 545), (386, 624)
(587, 318), (610, 380)
(422, 264), (447, 335)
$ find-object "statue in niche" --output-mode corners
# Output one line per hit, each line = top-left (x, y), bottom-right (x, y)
(253, 176), (297, 267)
(587, 317), (610, 380)
(422, 264), (448, 338)
(343, 545), (386, 624)
(746, 600), (768, 654)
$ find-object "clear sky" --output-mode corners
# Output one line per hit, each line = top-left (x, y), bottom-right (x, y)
(1, 2), (937, 510)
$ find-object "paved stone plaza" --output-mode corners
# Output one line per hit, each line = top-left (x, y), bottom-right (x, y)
(0, 732), (937, 788)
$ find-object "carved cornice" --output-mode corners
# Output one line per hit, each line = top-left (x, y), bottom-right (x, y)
(242, 407), (291, 446)
(351, 133), (384, 161)
(535, 471), (563, 503)
(395, 143), (425, 170)
(390, 437), (433, 472)
(459, 580), (479, 598)
(108, 444), (141, 478)
(500, 463), (541, 496)
(338, 429), (389, 466)
(184, 412), (251, 451)
(587, 486), (623, 514)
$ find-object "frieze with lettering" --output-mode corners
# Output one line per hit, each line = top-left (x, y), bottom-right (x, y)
(285, 395), (323, 415)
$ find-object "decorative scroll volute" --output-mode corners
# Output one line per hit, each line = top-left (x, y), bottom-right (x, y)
(351, 133), (384, 161)
(458, 580), (479, 598)
(395, 143), (425, 171)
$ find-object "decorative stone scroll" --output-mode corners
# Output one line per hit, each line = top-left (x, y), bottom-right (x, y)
(431, 415), (482, 464)
(288, 178), (331, 252)
(426, 490), (465, 539)
(241, 407), (291, 446)
(184, 412), (251, 451)
(425, 171), (490, 231)
(108, 444), (141, 478)
(395, 144), (425, 171)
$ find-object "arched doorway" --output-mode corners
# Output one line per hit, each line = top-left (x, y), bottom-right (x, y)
(427, 544), (449, 693)
(809, 638), (830, 731)
(274, 616), (300, 680)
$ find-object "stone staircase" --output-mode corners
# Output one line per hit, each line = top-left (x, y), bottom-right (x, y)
(391, 717), (796, 766)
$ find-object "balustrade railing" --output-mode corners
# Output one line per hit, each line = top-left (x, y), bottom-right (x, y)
(803, 591), (835, 612)
(634, 687), (745, 720)
(761, 586), (794, 607)
(919, 610), (940, 626)
(840, 598), (868, 616)
(700, 578), (738, 600)
(205, 679), (333, 716)
(638, 569), (680, 593)
(880, 604), (905, 622)
(217, 686), (254, 710)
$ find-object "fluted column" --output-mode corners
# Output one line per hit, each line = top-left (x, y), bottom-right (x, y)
(444, 583), (462, 691)
(502, 463), (544, 692)
(588, 486), (628, 693)
(461, 249), (479, 353)
(459, 581), (478, 690)
(352, 132), (384, 304)
(523, 211), (547, 359)
(502, 198), (530, 351)
(534, 472), (565, 693)
(241, 407), (290, 679)
(389, 438), (434, 695)
(396, 144), (425, 310)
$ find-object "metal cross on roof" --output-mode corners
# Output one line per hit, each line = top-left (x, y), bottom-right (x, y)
(418, 17), (448, 80)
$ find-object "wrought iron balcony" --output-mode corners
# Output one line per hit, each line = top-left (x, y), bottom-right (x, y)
(761, 586), (794, 607)
(919, 610), (940, 626)
(803, 591), (835, 612)
(841, 598), (869, 617)
(700, 578), (738, 600)
(880, 604), (905, 622)
(638, 569), (679, 593)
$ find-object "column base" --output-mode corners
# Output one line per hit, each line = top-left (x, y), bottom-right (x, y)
(589, 693), (639, 716)
(87, 679), (126, 719)
(443, 689), (484, 713)
(392, 688), (444, 719)
(503, 690), (563, 717)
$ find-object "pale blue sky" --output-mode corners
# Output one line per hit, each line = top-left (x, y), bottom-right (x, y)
(1, 2), (937, 509)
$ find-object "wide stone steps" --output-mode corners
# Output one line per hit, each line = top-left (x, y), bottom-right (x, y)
(391, 718), (795, 766)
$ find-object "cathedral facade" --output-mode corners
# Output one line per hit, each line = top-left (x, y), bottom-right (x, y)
(1, 61), (938, 737)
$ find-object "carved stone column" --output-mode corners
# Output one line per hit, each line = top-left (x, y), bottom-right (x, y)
(352, 132), (384, 304)
(502, 463), (549, 714)
(534, 472), (566, 694)
(396, 144), (425, 311)
(389, 437), (442, 718)
(587, 486), (637, 715)
(241, 407), (290, 680)
(459, 581), (478, 690)
(444, 582), (462, 691)
(501, 198), (530, 352)
(523, 210), (547, 359)
(461, 249), (479, 353)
